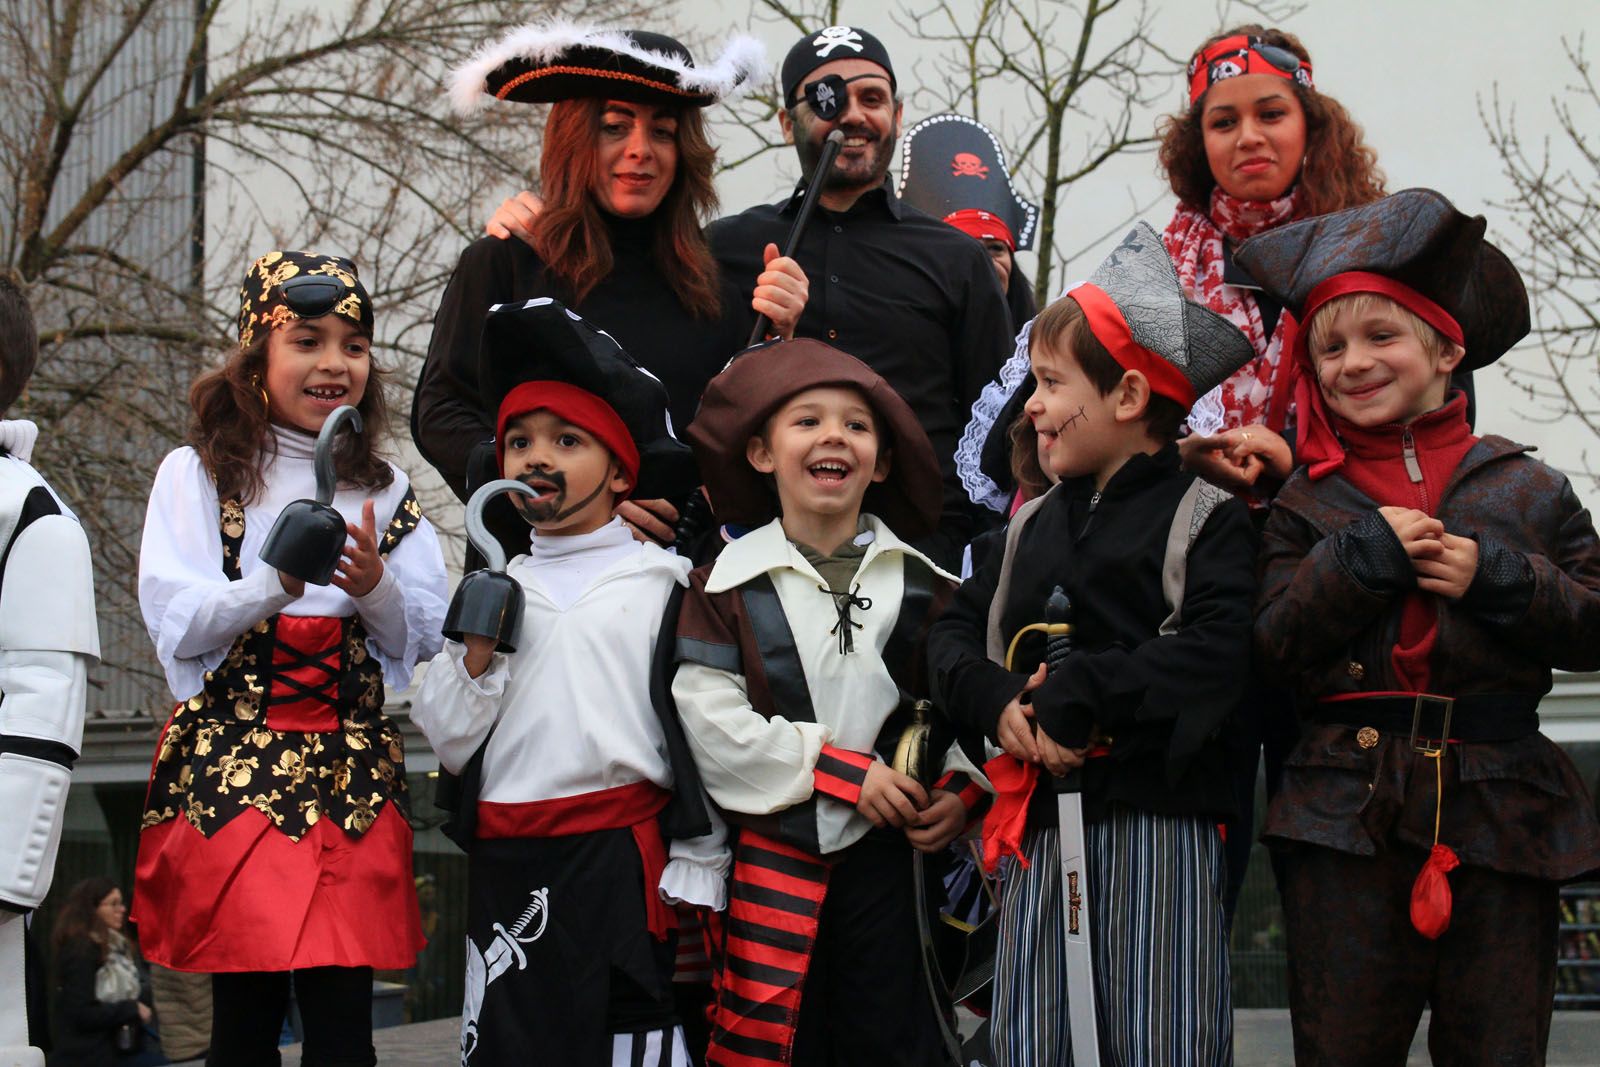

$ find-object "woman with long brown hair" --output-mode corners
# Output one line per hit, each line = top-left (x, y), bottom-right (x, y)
(413, 25), (798, 556)
(48, 878), (165, 1066)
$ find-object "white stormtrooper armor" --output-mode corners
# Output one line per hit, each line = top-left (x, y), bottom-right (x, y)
(0, 422), (98, 1065)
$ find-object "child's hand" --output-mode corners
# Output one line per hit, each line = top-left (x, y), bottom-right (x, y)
(1035, 726), (1087, 778)
(1224, 425), (1294, 482)
(905, 789), (967, 853)
(1180, 431), (1262, 492)
(997, 662), (1048, 763)
(857, 761), (928, 829)
(462, 634), (497, 678)
(277, 571), (306, 598)
(1414, 531), (1479, 600)
(332, 499), (384, 598)
(1378, 506), (1444, 559)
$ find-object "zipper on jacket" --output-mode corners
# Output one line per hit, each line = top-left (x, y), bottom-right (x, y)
(1077, 490), (1102, 542)
(1401, 429), (1428, 511)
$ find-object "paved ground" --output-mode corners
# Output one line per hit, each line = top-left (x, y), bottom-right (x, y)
(211, 1009), (1600, 1065)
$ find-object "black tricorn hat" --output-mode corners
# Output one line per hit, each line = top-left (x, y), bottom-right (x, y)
(1232, 188), (1529, 371)
(452, 23), (766, 112)
(478, 298), (697, 502)
(898, 114), (1039, 251)
(687, 341), (943, 539)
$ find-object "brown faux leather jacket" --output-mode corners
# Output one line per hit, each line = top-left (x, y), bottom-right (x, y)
(1255, 436), (1600, 880)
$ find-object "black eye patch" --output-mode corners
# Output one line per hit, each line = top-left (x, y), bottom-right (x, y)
(804, 74), (848, 120)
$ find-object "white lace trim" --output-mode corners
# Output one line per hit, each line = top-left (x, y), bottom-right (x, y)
(955, 319), (1034, 514)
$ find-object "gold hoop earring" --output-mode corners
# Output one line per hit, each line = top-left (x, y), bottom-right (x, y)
(250, 374), (269, 414)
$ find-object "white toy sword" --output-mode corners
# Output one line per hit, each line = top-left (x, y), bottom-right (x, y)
(1045, 586), (1100, 1066)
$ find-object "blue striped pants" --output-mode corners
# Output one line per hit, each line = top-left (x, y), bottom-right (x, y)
(989, 808), (1232, 1066)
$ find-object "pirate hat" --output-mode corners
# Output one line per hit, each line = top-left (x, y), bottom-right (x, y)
(1232, 188), (1529, 372)
(1067, 223), (1255, 408)
(452, 22), (766, 114)
(687, 341), (942, 539)
(479, 298), (697, 501)
(898, 114), (1039, 251)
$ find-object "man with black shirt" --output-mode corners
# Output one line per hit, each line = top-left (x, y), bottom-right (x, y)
(483, 26), (1013, 570)
(708, 26), (1013, 568)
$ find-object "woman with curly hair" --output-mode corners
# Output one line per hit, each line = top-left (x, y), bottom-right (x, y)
(1158, 24), (1387, 491)
(955, 26), (1396, 517)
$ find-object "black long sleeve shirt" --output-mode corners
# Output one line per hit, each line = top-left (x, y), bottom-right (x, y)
(927, 447), (1257, 822)
(707, 181), (1014, 570)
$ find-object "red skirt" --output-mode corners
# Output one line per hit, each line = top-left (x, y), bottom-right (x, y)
(133, 800), (423, 972)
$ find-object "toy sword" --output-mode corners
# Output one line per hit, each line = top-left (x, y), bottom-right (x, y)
(1045, 586), (1100, 1067)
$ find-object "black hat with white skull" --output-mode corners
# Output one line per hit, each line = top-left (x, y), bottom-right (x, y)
(780, 26), (896, 121)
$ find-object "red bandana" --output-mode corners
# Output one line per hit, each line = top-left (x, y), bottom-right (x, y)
(1187, 34), (1314, 105)
(944, 208), (1016, 251)
(1067, 283), (1198, 408)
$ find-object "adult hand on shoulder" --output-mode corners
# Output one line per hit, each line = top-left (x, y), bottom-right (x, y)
(996, 663), (1047, 764)
(484, 190), (544, 247)
(753, 243), (809, 341)
(617, 498), (680, 545)
(1180, 430), (1263, 492)
(1414, 530), (1479, 600)
(332, 499), (384, 598)
(905, 789), (967, 853)
(857, 761), (929, 829)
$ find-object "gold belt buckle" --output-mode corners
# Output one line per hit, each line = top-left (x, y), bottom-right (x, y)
(1410, 694), (1455, 755)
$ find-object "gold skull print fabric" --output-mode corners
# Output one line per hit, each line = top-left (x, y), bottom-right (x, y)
(140, 489), (425, 842)
(236, 249), (374, 350)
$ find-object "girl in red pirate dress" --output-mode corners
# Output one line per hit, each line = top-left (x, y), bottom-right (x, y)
(131, 250), (448, 1067)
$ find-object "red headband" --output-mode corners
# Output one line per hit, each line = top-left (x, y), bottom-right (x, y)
(1067, 284), (1197, 408)
(495, 380), (640, 495)
(1187, 34), (1313, 106)
(944, 209), (1016, 252)
(1293, 272), (1465, 481)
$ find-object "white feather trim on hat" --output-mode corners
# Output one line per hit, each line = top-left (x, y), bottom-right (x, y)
(449, 21), (769, 116)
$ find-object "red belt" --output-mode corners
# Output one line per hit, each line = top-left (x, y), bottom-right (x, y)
(478, 779), (675, 939)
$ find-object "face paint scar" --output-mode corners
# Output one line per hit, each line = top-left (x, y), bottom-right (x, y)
(1057, 405), (1088, 432)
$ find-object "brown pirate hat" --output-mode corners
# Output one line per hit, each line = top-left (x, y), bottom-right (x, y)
(687, 341), (943, 539)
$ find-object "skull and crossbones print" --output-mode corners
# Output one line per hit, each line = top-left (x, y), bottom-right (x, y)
(812, 26), (863, 57)
(951, 153), (990, 179)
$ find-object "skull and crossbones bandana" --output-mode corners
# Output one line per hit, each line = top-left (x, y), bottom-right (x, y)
(781, 24), (896, 108)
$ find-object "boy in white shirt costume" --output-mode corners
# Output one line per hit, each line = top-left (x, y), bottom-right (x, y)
(672, 341), (991, 1067)
(413, 299), (727, 1067)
